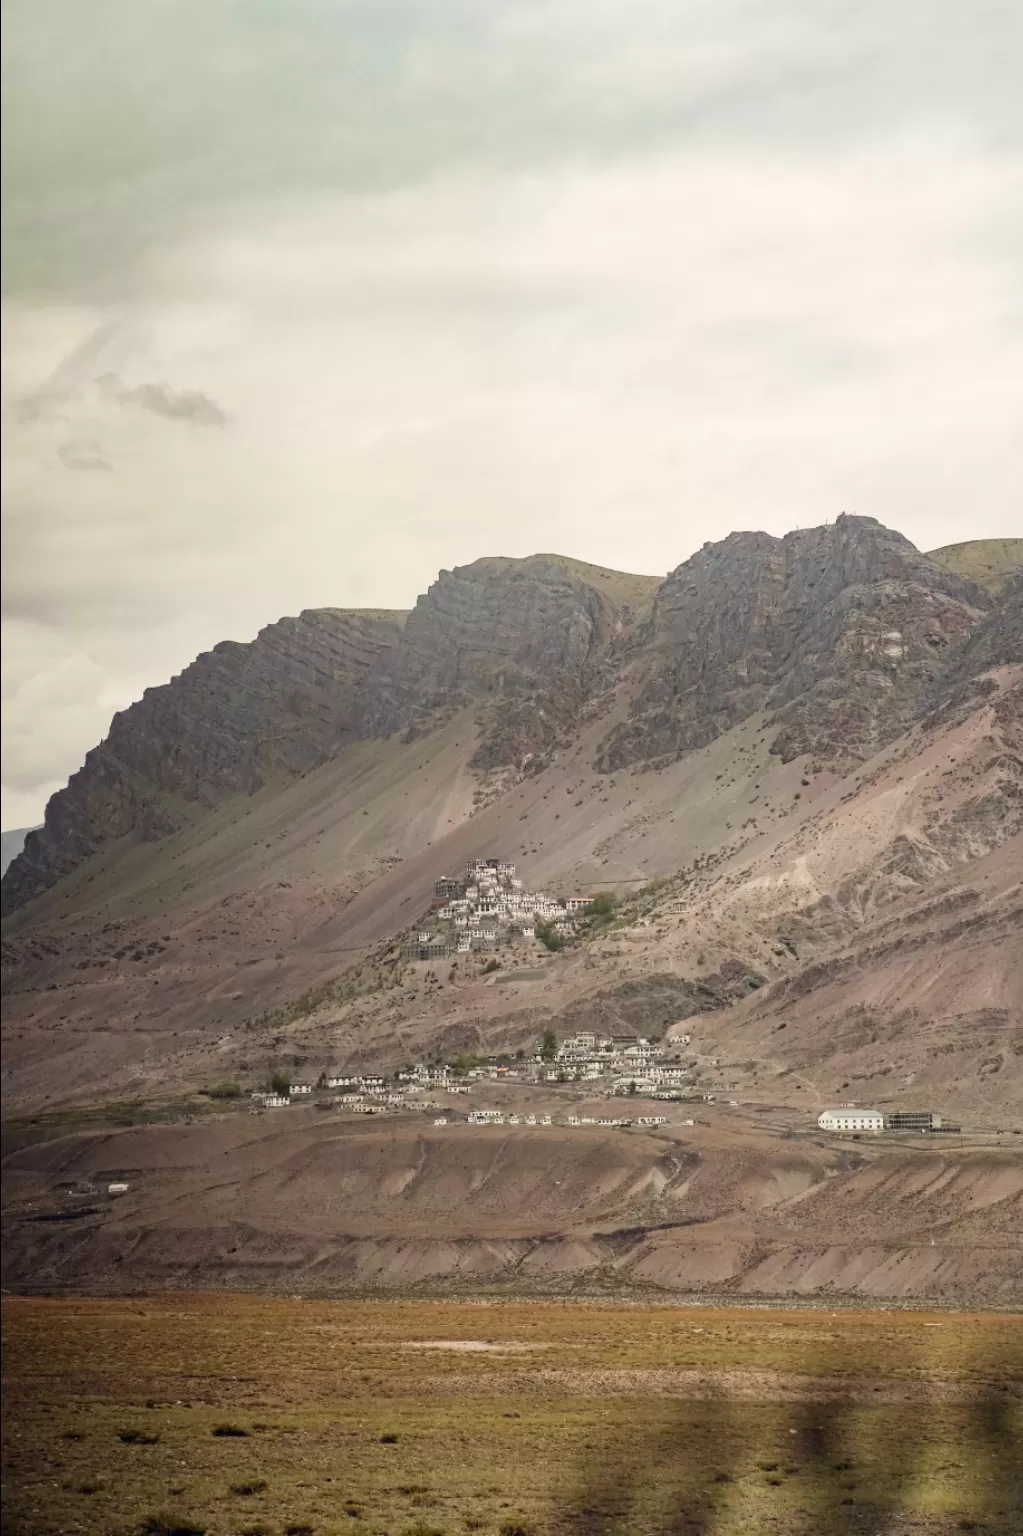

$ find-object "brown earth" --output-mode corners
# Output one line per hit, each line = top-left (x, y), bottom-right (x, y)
(1, 522), (1021, 1304)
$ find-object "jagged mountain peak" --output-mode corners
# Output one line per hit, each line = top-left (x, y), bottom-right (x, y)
(597, 514), (990, 770)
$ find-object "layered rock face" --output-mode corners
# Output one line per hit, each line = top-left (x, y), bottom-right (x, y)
(1, 609), (405, 915)
(597, 515), (988, 769)
(358, 555), (635, 765)
(1, 558), (647, 916)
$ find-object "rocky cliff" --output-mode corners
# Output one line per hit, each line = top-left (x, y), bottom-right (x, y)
(597, 515), (988, 769)
(357, 555), (653, 768)
(3, 522), (1015, 920)
(1, 608), (406, 915)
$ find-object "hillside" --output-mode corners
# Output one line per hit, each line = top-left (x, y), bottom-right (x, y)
(928, 538), (1023, 595)
(2, 520), (1021, 1303)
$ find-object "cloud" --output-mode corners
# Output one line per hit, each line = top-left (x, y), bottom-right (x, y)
(3, 1), (1021, 295)
(104, 379), (227, 425)
(1, 2), (1022, 824)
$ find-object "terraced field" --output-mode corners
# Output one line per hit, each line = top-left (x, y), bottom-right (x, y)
(3, 1296), (1021, 1535)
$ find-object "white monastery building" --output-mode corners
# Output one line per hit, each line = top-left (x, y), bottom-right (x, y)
(817, 1108), (885, 1134)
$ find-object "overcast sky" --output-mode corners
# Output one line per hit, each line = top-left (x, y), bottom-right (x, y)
(2, 1), (1021, 829)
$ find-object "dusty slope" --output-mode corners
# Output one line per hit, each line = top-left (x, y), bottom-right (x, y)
(3, 1110), (1020, 1302)
(2, 672), (1020, 1121)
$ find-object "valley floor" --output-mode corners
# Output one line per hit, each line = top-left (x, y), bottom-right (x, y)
(2, 1295), (1021, 1536)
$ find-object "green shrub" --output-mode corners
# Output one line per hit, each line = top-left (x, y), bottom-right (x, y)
(535, 920), (564, 952)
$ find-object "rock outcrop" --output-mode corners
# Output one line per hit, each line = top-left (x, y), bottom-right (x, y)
(597, 515), (987, 769)
(3, 523), (1012, 919)
(920, 572), (1023, 729)
(1, 609), (405, 915)
(358, 555), (652, 767)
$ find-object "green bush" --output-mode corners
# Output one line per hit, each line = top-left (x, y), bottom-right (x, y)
(205, 1082), (242, 1101)
(535, 920), (564, 952)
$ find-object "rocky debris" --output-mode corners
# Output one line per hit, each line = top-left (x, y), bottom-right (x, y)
(1, 609), (405, 915)
(553, 964), (766, 1040)
(597, 515), (988, 769)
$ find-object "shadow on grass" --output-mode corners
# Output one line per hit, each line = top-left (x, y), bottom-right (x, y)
(555, 1349), (1023, 1535)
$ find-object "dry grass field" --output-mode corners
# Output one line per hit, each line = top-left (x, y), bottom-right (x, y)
(2, 1297), (1021, 1536)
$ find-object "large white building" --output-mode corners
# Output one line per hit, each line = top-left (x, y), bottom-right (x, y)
(817, 1108), (884, 1134)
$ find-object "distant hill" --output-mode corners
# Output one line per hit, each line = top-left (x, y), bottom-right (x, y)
(1, 828), (38, 878)
(928, 538), (1023, 595)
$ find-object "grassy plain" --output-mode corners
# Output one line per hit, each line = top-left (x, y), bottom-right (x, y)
(2, 1296), (1021, 1536)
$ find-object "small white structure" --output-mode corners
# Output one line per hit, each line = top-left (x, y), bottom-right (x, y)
(289, 1083), (312, 1096)
(107, 1182), (129, 1194)
(817, 1108), (884, 1134)
(433, 1117), (449, 1126)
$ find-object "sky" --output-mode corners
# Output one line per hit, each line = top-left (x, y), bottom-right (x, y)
(2, 1), (1022, 829)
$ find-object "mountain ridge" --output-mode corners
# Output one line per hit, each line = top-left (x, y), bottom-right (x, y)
(4, 517), (1018, 919)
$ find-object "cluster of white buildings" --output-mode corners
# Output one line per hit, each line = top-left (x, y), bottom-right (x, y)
(405, 858), (593, 958)
(467, 1109), (553, 1127)
(253, 1071), (436, 1115)
(539, 1030), (693, 1095)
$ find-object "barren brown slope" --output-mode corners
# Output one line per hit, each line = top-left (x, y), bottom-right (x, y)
(2, 1108), (1020, 1303)
(3, 667), (1018, 1131)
